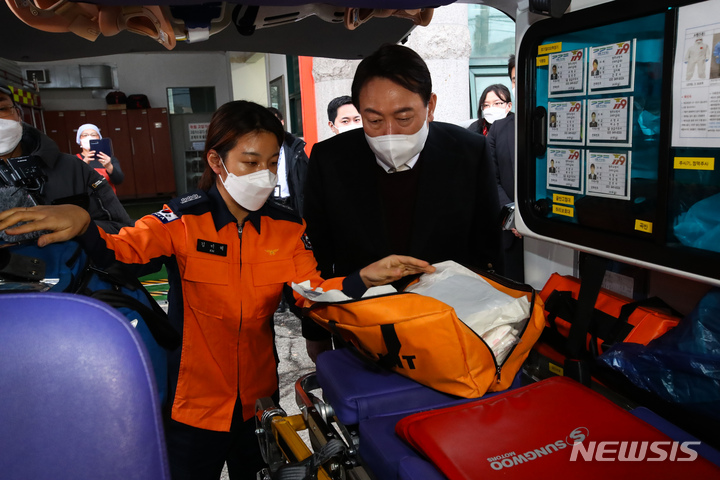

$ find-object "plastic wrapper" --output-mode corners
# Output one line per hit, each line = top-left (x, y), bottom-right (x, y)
(598, 288), (720, 421)
(673, 192), (720, 253)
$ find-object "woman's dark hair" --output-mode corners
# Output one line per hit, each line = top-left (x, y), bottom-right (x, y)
(197, 101), (284, 190)
(351, 44), (432, 109)
(477, 84), (512, 119)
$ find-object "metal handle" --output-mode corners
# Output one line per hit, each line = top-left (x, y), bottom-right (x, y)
(532, 105), (547, 157)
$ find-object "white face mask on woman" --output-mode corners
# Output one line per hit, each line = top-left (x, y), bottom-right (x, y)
(220, 160), (277, 211)
(482, 106), (508, 124)
(0, 118), (23, 156)
(365, 113), (429, 171)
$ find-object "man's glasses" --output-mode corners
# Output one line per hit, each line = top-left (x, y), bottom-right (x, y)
(80, 133), (100, 138)
(0, 105), (18, 119)
(481, 101), (507, 110)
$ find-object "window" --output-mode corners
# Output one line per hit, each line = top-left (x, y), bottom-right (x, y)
(286, 56), (303, 137)
(468, 5), (516, 117)
(269, 76), (286, 118)
(166, 87), (216, 115)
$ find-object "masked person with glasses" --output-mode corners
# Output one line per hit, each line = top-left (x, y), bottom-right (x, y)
(0, 100), (435, 480)
(303, 44), (502, 360)
(469, 84), (513, 137)
(0, 84), (131, 233)
(76, 123), (124, 194)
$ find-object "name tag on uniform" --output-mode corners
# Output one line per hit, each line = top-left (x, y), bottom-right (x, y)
(197, 239), (227, 257)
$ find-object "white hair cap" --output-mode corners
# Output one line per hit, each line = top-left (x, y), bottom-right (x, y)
(76, 123), (102, 145)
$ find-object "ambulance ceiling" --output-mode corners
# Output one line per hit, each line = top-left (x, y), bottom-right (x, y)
(0, 0), (471, 62)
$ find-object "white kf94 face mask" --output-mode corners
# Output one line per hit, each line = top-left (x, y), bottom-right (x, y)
(0, 118), (23, 156)
(482, 106), (508, 124)
(365, 116), (429, 171)
(220, 161), (277, 211)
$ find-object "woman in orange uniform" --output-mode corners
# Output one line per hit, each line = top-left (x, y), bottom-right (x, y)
(0, 100), (434, 480)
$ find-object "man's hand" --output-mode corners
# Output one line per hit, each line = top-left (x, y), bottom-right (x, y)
(0, 204), (92, 247)
(359, 255), (436, 288)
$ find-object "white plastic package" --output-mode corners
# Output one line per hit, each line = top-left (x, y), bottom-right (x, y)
(405, 261), (530, 359)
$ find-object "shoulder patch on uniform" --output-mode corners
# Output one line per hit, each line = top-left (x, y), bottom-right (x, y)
(167, 190), (210, 215)
(179, 192), (204, 205)
(152, 208), (179, 224)
(301, 232), (312, 251)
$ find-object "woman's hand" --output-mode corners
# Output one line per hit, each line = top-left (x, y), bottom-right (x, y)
(97, 152), (113, 173)
(81, 151), (94, 164)
(359, 255), (436, 288)
(0, 204), (92, 247)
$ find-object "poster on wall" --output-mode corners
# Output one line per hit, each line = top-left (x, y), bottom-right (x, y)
(548, 49), (587, 97)
(548, 100), (585, 145)
(588, 40), (636, 94)
(547, 148), (584, 194)
(188, 122), (210, 151)
(585, 151), (631, 200)
(671, 0), (720, 148)
(586, 97), (634, 146)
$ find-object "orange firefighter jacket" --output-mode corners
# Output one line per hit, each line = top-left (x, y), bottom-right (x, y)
(78, 185), (359, 431)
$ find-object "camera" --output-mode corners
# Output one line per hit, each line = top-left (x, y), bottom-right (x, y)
(0, 156), (47, 195)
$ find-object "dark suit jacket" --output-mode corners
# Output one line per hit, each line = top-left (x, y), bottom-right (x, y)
(486, 113), (515, 207)
(281, 132), (309, 216)
(486, 113), (524, 282)
(304, 122), (502, 279)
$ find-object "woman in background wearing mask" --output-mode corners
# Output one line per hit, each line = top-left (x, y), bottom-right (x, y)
(76, 123), (124, 194)
(469, 84), (513, 136)
(0, 100), (434, 480)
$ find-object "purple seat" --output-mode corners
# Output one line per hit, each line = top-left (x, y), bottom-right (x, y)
(317, 348), (467, 425)
(0, 292), (170, 480)
(359, 413), (441, 480)
(397, 457), (445, 480)
(316, 348), (524, 479)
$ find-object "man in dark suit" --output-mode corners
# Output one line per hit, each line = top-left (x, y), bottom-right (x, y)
(303, 45), (502, 359)
(486, 54), (524, 282)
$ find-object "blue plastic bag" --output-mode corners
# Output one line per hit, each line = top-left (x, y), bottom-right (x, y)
(674, 193), (720, 253)
(598, 288), (720, 421)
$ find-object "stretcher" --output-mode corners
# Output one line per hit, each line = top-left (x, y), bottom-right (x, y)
(255, 345), (720, 480)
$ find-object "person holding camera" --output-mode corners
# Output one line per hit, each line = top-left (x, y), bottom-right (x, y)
(76, 123), (124, 194)
(0, 84), (131, 233)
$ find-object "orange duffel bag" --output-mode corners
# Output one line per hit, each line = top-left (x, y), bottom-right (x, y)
(539, 273), (681, 356)
(303, 264), (546, 398)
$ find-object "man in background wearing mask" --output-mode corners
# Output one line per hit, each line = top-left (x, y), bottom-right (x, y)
(302, 44), (502, 358)
(486, 54), (524, 282)
(327, 95), (363, 135)
(0, 85), (131, 234)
